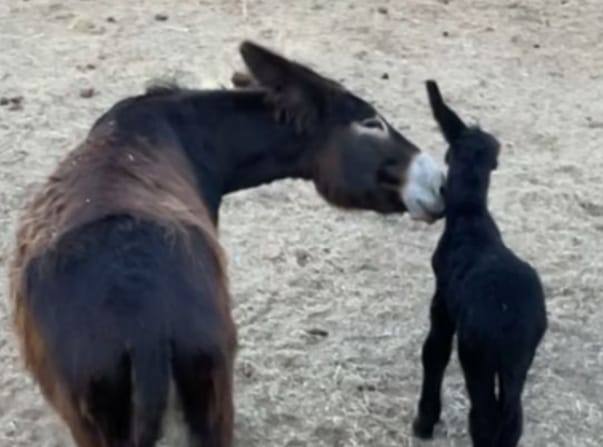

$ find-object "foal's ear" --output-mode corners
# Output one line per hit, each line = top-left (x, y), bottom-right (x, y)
(240, 40), (339, 132)
(426, 80), (467, 144)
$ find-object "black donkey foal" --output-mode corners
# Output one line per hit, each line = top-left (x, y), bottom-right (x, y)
(412, 81), (547, 447)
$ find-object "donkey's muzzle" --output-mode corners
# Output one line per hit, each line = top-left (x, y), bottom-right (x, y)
(401, 153), (446, 223)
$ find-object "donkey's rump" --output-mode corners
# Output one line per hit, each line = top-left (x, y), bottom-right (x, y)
(22, 214), (235, 446)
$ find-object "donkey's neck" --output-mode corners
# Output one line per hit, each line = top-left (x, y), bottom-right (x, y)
(181, 90), (315, 219)
(217, 95), (314, 193)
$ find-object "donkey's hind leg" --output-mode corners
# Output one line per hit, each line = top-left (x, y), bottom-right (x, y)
(67, 415), (104, 447)
(82, 357), (135, 447)
(50, 390), (104, 447)
(172, 344), (234, 447)
(33, 365), (104, 447)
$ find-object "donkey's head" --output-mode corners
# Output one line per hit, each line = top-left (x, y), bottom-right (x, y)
(425, 80), (500, 209)
(240, 41), (445, 220)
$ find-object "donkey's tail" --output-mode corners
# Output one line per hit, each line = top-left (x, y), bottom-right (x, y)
(129, 340), (170, 447)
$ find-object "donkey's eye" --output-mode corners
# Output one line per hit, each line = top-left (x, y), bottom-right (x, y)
(360, 118), (385, 130)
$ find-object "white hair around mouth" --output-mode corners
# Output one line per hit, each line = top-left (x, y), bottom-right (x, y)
(401, 152), (446, 222)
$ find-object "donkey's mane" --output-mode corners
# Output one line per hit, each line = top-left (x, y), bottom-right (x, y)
(144, 79), (184, 96)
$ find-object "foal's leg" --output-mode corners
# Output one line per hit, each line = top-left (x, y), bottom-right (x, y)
(496, 402), (522, 447)
(496, 370), (526, 447)
(413, 295), (455, 439)
(459, 345), (498, 447)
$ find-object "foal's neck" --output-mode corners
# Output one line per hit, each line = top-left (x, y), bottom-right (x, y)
(443, 164), (497, 240)
(445, 162), (490, 214)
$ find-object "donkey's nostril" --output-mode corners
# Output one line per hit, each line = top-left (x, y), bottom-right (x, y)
(439, 185), (446, 196)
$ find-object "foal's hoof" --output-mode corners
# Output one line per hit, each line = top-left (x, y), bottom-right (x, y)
(412, 418), (435, 440)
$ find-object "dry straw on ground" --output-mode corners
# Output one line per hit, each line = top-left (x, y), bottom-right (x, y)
(0, 1), (601, 446)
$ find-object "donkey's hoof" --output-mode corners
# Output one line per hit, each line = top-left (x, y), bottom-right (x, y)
(412, 418), (435, 440)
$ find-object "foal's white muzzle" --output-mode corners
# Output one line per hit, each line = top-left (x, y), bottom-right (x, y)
(401, 153), (446, 223)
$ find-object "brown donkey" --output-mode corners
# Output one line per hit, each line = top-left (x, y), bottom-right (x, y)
(10, 41), (445, 447)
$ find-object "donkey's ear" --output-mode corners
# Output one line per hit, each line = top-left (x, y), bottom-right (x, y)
(240, 41), (339, 132)
(426, 80), (467, 144)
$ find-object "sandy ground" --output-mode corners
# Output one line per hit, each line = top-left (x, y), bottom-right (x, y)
(1, 0), (602, 446)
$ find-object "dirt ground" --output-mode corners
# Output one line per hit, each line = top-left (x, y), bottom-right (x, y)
(1, 0), (602, 446)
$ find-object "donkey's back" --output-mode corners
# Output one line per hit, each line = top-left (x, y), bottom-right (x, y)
(11, 128), (236, 447)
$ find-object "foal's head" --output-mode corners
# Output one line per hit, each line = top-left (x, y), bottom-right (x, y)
(425, 80), (500, 211)
(240, 42), (445, 220)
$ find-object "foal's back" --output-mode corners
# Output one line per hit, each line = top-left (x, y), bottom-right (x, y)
(438, 211), (544, 331)
(439, 217), (547, 365)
